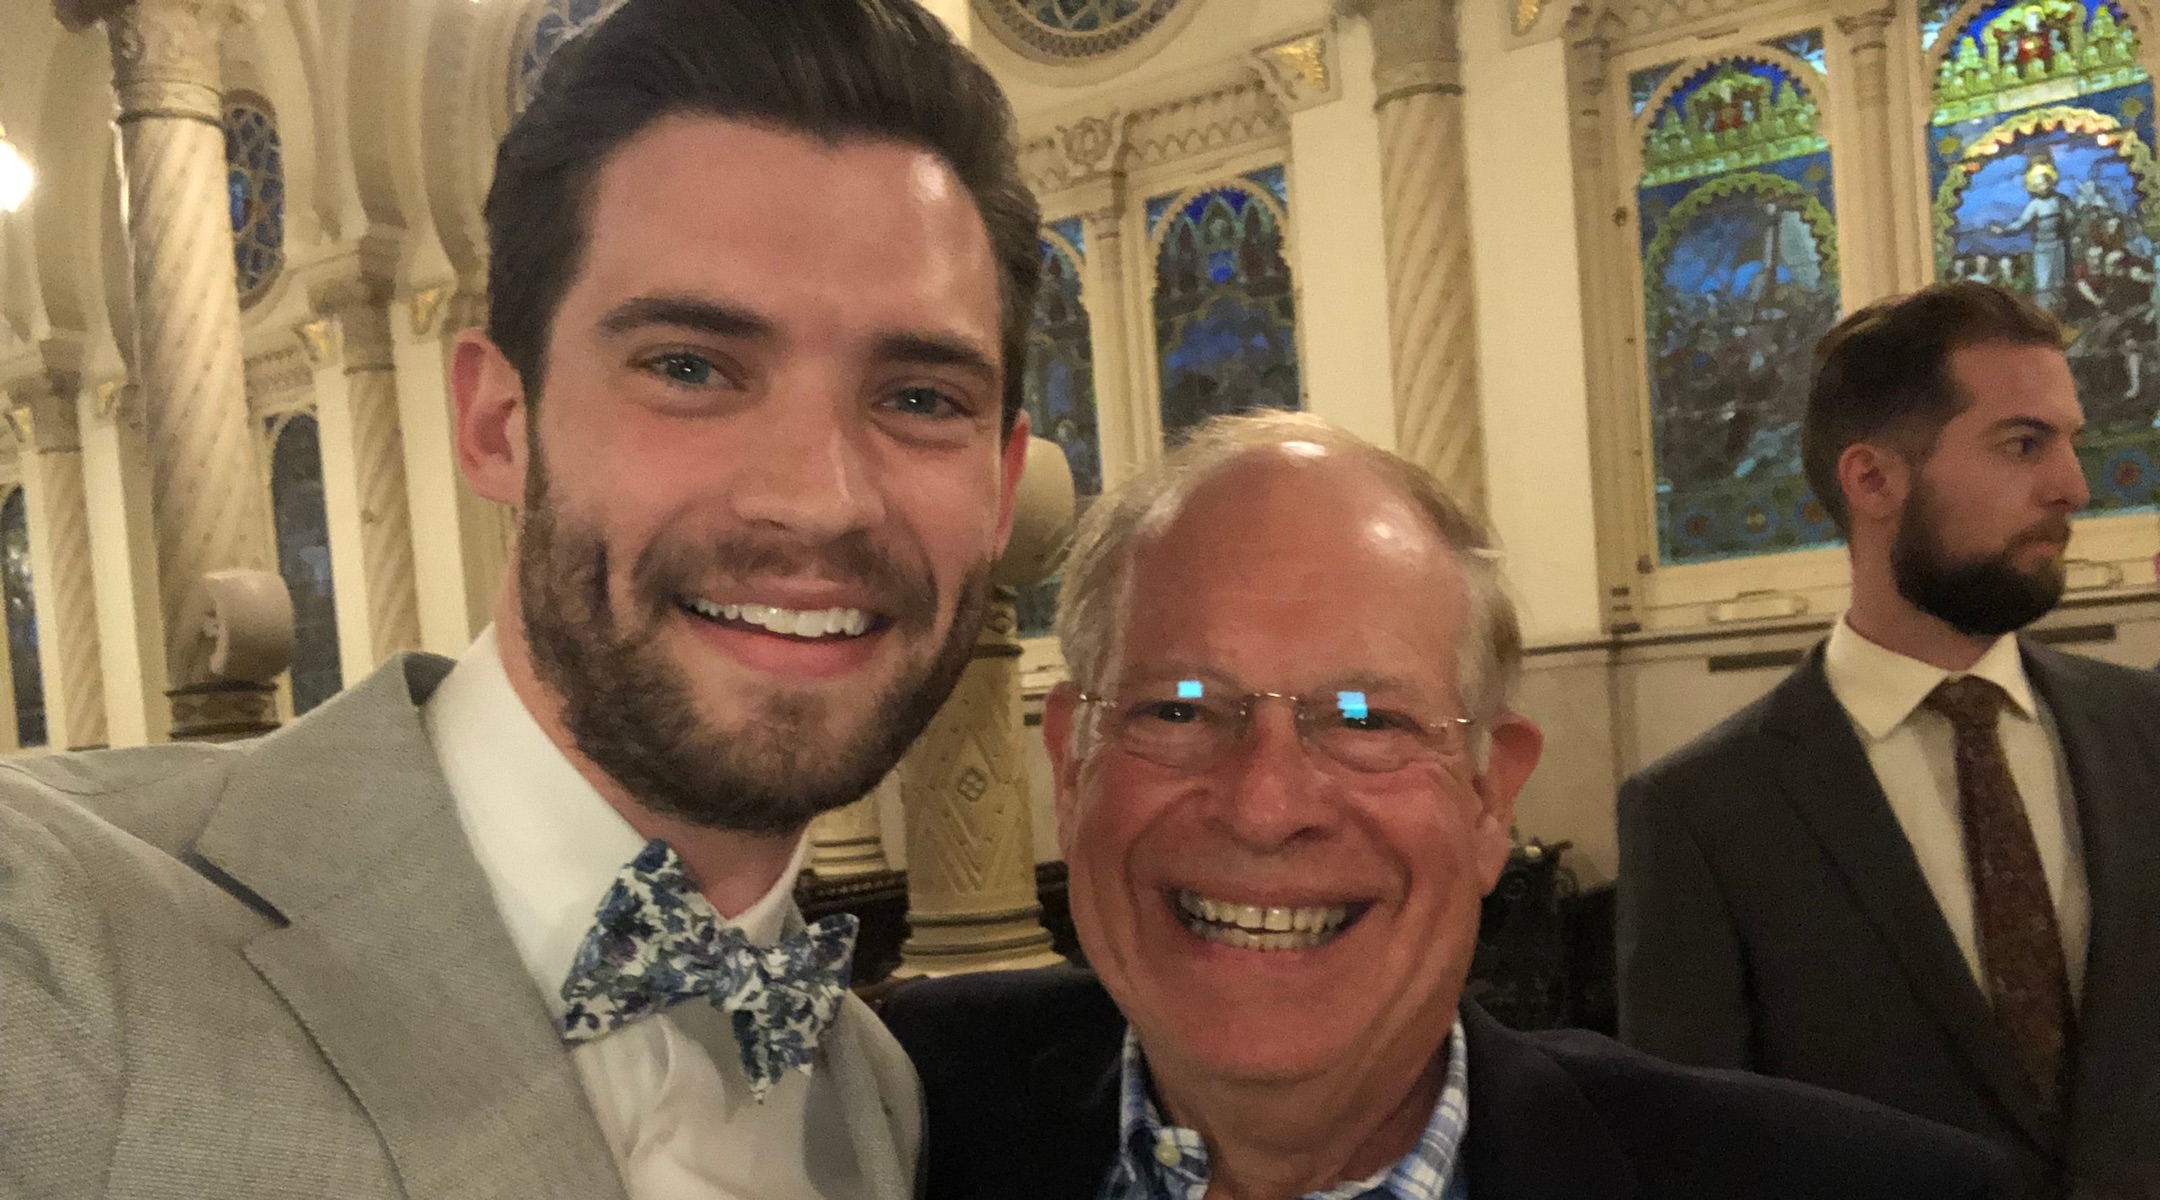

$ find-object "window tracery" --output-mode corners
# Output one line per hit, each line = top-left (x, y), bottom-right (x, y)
(976, 0), (1188, 61)
(513, 0), (621, 114)
(222, 93), (284, 308)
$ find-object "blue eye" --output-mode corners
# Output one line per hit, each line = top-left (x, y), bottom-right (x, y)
(888, 386), (960, 418)
(652, 353), (715, 386)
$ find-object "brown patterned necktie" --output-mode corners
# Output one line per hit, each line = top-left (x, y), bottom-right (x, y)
(1924, 675), (2075, 1121)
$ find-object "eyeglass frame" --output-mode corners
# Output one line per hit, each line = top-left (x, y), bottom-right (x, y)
(1071, 678), (1478, 776)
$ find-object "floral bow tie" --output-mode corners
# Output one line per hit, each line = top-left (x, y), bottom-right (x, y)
(559, 839), (859, 1102)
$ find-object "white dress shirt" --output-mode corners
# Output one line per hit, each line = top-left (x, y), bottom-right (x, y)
(1822, 619), (2090, 999)
(424, 626), (881, 1200)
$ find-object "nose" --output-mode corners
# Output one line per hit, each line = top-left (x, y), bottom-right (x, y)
(2045, 440), (2091, 512)
(729, 382), (887, 540)
(1203, 702), (1339, 853)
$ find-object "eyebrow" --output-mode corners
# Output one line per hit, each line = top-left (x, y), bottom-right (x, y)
(1990, 416), (2083, 438)
(596, 295), (775, 341)
(873, 331), (999, 385)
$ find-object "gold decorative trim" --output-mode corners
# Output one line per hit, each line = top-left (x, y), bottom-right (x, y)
(1252, 30), (1339, 113)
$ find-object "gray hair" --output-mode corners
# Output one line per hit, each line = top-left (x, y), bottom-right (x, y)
(1054, 410), (1523, 754)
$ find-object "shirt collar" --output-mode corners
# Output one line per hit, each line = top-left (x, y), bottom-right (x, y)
(1823, 618), (2039, 742)
(423, 625), (807, 1018)
(1106, 1016), (1471, 1200)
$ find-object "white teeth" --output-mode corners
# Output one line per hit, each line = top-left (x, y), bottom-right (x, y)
(1171, 889), (1357, 951)
(683, 598), (872, 640)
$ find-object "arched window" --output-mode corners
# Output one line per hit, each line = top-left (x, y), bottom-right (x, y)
(1928, 0), (2160, 511)
(513, 0), (621, 114)
(269, 414), (343, 715)
(976, 0), (1190, 61)
(222, 93), (285, 308)
(1635, 51), (1842, 563)
(1147, 164), (1302, 444)
(0, 490), (45, 749)
(1016, 217), (1100, 638)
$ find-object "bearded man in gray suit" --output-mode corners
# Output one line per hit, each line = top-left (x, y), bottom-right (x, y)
(0, 2), (1041, 1197)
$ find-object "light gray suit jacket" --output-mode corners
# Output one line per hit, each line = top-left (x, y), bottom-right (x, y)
(0, 654), (921, 1200)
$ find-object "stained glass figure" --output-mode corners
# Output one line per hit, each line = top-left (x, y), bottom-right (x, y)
(1631, 62), (1682, 116)
(1015, 218), (1102, 639)
(514, 0), (620, 113)
(1638, 57), (1843, 563)
(1766, 29), (1828, 75)
(222, 95), (284, 308)
(269, 414), (343, 715)
(1148, 165), (1301, 444)
(1930, 0), (2160, 512)
(0, 490), (44, 749)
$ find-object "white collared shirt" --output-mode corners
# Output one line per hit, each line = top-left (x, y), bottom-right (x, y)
(1822, 620), (2089, 999)
(424, 626), (880, 1199)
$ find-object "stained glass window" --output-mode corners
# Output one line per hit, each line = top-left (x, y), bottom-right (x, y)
(1929, 0), (2160, 511)
(1148, 165), (1301, 444)
(269, 414), (343, 715)
(222, 95), (284, 308)
(0, 490), (44, 749)
(513, 0), (620, 113)
(979, 0), (1188, 60)
(1766, 29), (1828, 76)
(1015, 217), (1100, 639)
(1631, 62), (1682, 115)
(1638, 57), (1842, 563)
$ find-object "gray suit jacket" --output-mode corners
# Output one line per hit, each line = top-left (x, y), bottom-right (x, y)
(1616, 640), (2160, 1200)
(0, 654), (921, 1200)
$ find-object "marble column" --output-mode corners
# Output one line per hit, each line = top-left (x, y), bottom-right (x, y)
(1347, 0), (1487, 513)
(893, 438), (1074, 977)
(300, 289), (423, 672)
(58, 0), (290, 738)
(1832, 0), (1902, 299)
(8, 367), (108, 750)
(806, 780), (892, 880)
(1079, 189), (1153, 488)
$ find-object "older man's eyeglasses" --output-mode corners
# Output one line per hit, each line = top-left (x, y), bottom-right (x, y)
(1075, 676), (1475, 775)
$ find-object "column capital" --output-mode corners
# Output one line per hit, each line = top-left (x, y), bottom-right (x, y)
(5, 372), (85, 454)
(1342, 0), (1466, 106)
(1832, 0), (1897, 44)
(62, 0), (262, 125)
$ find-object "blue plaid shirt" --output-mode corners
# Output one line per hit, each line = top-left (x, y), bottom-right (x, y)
(1099, 1017), (1472, 1200)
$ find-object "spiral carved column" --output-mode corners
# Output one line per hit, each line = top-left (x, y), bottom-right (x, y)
(308, 299), (422, 664)
(1350, 0), (1487, 514)
(11, 374), (108, 750)
(62, 0), (289, 738)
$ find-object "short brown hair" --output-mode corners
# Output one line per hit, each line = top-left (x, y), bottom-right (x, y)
(1802, 281), (2066, 533)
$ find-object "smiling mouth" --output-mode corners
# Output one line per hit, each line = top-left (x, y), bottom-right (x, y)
(678, 597), (886, 640)
(1170, 888), (1369, 952)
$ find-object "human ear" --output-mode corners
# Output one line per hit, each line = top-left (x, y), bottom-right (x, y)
(1836, 441), (1910, 529)
(452, 330), (530, 509)
(1472, 712), (1543, 893)
(1043, 681), (1084, 859)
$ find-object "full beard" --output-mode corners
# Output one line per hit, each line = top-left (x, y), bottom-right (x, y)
(1891, 479), (2070, 639)
(517, 453), (991, 836)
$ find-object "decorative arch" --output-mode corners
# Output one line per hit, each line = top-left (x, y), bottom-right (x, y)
(222, 91), (286, 308)
(1145, 165), (1301, 443)
(1632, 50), (1843, 563)
(1929, 0), (2160, 507)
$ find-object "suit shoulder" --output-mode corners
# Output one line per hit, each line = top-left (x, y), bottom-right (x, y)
(2025, 639), (2160, 699)
(1525, 1028), (2012, 1197)
(880, 965), (1118, 1056)
(1622, 677), (1794, 801)
(0, 744), (239, 858)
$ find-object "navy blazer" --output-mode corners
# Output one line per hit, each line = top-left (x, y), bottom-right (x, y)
(882, 966), (2019, 1200)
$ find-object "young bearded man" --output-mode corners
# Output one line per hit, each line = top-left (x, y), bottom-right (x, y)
(1619, 283), (2160, 1199)
(0, 2), (1037, 1197)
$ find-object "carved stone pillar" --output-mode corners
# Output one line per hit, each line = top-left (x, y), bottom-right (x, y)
(1832, 0), (1901, 298)
(893, 438), (1074, 977)
(1347, 0), (1487, 513)
(300, 291), (422, 670)
(8, 369), (108, 750)
(59, 0), (290, 738)
(1078, 188), (1151, 489)
(806, 777), (892, 880)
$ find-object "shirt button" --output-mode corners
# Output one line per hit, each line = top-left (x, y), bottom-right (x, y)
(1153, 1132), (1182, 1167)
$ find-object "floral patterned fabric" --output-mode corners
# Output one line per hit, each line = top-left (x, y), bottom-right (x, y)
(559, 839), (859, 1102)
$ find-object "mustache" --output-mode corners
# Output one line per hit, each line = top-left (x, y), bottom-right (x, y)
(2012, 516), (2074, 548)
(628, 528), (939, 629)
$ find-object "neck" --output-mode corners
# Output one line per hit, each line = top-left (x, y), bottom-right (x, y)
(1147, 1038), (1446, 1200)
(492, 596), (803, 918)
(1845, 542), (1998, 672)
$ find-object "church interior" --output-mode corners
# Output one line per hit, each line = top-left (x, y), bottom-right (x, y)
(2, 0), (2159, 1009)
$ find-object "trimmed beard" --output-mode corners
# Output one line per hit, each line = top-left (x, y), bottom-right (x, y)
(1890, 474), (2069, 639)
(517, 447), (991, 835)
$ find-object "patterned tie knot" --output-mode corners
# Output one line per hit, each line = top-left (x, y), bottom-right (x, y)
(1925, 674), (2009, 734)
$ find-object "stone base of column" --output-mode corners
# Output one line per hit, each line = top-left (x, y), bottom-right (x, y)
(892, 903), (1067, 978)
(167, 680), (279, 742)
(805, 791), (891, 880)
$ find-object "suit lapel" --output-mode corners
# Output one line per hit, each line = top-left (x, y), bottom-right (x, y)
(1761, 650), (2053, 1151)
(823, 1001), (911, 1200)
(1023, 1009), (1122, 1200)
(1459, 1005), (1640, 1200)
(195, 656), (627, 1200)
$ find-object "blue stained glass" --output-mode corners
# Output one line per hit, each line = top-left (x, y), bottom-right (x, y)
(1767, 29), (1828, 75)
(1630, 62), (1681, 115)
(1149, 169), (1302, 442)
(516, 0), (621, 113)
(1929, 0), (2160, 512)
(1638, 58), (1842, 563)
(1924, 0), (1968, 48)
(270, 415), (344, 715)
(1052, 215), (1085, 257)
(0, 491), (44, 749)
(1015, 226), (1103, 639)
(222, 96), (284, 307)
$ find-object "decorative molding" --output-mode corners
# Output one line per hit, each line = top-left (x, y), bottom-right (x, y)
(408, 285), (453, 338)
(1251, 28), (1342, 114)
(245, 340), (314, 407)
(1018, 61), (1291, 199)
(295, 316), (342, 368)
